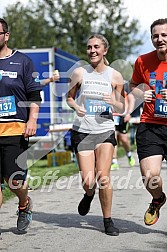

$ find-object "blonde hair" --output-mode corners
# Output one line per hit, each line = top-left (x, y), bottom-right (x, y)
(87, 34), (110, 66)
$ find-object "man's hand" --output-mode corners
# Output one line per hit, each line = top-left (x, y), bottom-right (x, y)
(144, 89), (155, 102)
(160, 89), (167, 101)
(124, 113), (131, 122)
(24, 120), (37, 137)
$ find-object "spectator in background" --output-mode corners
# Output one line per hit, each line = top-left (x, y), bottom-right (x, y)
(39, 70), (60, 86)
(111, 90), (136, 170)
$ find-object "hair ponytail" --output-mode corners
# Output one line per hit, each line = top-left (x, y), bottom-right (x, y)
(103, 56), (109, 66)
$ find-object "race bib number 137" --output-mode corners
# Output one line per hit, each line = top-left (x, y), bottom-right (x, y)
(0, 95), (17, 117)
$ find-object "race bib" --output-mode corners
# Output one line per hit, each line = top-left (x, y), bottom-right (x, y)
(0, 95), (17, 117)
(154, 79), (167, 118)
(84, 98), (111, 117)
(113, 115), (120, 125)
(154, 98), (167, 118)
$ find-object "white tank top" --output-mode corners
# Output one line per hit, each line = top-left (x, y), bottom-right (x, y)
(72, 65), (115, 133)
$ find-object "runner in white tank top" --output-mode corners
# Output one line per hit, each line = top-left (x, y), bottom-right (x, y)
(67, 34), (125, 236)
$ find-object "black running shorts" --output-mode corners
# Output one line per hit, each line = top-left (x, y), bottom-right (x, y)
(71, 130), (117, 154)
(136, 123), (167, 162)
(115, 116), (129, 134)
(0, 135), (29, 182)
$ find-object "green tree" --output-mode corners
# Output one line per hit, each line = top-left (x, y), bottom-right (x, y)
(43, 0), (143, 62)
(97, 0), (143, 63)
(3, 0), (143, 62)
(3, 1), (56, 49)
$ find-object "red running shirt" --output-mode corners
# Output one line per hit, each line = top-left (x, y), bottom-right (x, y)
(132, 50), (167, 125)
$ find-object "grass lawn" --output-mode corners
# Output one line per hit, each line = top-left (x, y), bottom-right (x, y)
(2, 145), (136, 203)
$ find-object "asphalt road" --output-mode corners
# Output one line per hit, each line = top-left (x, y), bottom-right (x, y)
(1, 152), (167, 252)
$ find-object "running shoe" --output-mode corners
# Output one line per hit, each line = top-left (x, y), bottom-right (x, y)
(78, 192), (95, 216)
(104, 218), (119, 236)
(128, 156), (135, 167)
(144, 192), (166, 225)
(17, 196), (33, 231)
(111, 163), (120, 170)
